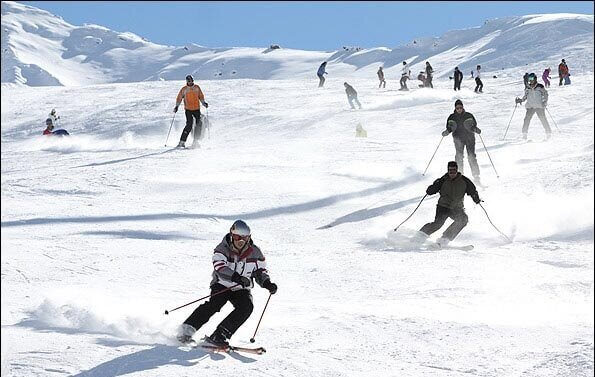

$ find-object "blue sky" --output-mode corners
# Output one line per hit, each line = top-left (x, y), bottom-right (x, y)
(26, 1), (594, 51)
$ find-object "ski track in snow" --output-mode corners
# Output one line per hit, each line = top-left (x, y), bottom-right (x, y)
(1, 37), (594, 377)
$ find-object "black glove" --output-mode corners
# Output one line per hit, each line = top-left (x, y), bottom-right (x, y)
(474, 127), (481, 134)
(231, 272), (251, 287)
(174, 106), (179, 113)
(515, 97), (522, 105)
(472, 193), (482, 204)
(204, 102), (209, 108)
(262, 280), (278, 294)
(441, 129), (450, 137)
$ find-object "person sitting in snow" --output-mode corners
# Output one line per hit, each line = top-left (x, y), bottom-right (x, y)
(42, 118), (69, 136)
(418, 161), (481, 247)
(177, 220), (278, 347)
(515, 72), (551, 140)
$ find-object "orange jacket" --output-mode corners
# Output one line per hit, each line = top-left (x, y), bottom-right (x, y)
(176, 83), (205, 111)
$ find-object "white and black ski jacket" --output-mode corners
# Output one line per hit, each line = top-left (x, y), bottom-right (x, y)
(210, 235), (271, 291)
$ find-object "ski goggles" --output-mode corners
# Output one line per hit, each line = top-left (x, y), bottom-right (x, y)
(232, 234), (250, 242)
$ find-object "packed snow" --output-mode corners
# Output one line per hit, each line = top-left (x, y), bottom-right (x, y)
(1, 2), (594, 377)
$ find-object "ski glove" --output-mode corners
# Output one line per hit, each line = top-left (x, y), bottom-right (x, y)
(203, 102), (209, 108)
(174, 106), (179, 113)
(231, 272), (251, 288)
(441, 129), (450, 137)
(515, 97), (523, 105)
(472, 193), (482, 204)
(474, 127), (482, 134)
(262, 280), (278, 294)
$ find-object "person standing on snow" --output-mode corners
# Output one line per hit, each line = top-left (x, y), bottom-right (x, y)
(523, 73), (529, 89)
(441, 99), (482, 185)
(317, 62), (328, 88)
(177, 220), (278, 347)
(558, 59), (569, 86)
(474, 65), (483, 93)
(542, 68), (551, 88)
(515, 72), (551, 140)
(425, 61), (434, 88)
(418, 161), (481, 247)
(453, 67), (463, 91)
(344, 82), (362, 109)
(174, 74), (208, 148)
(399, 61), (410, 90)
(377, 66), (386, 88)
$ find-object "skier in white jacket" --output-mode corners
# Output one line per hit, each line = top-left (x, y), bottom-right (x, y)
(515, 72), (551, 140)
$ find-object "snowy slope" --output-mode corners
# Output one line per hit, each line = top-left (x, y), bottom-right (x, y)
(2, 1), (593, 86)
(1, 64), (594, 377)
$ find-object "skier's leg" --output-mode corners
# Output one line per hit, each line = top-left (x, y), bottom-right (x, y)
(420, 205), (449, 236)
(193, 110), (203, 140)
(442, 208), (468, 241)
(453, 137), (465, 175)
(535, 108), (551, 135)
(180, 110), (194, 142)
(216, 289), (254, 338)
(466, 138), (480, 179)
(348, 97), (355, 109)
(355, 97), (362, 109)
(183, 284), (230, 332)
(522, 108), (536, 136)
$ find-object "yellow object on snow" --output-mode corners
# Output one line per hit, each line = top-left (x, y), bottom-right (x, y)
(356, 123), (367, 138)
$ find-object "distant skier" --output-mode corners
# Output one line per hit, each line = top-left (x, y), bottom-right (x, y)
(42, 118), (69, 136)
(558, 59), (569, 86)
(377, 66), (386, 88)
(317, 62), (328, 88)
(425, 61), (434, 88)
(174, 74), (208, 148)
(418, 161), (481, 247)
(176, 220), (278, 347)
(399, 61), (410, 90)
(442, 99), (482, 185)
(474, 65), (483, 93)
(471, 70), (474, 78)
(344, 82), (362, 109)
(515, 72), (551, 140)
(523, 72), (529, 89)
(417, 72), (427, 88)
(542, 68), (551, 88)
(453, 67), (463, 91)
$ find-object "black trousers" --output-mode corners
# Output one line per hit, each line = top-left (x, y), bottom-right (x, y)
(180, 109), (202, 142)
(318, 74), (325, 87)
(454, 79), (461, 91)
(183, 284), (254, 337)
(474, 77), (483, 92)
(420, 205), (469, 241)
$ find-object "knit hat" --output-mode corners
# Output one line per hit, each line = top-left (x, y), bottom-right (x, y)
(454, 99), (463, 108)
(448, 161), (458, 169)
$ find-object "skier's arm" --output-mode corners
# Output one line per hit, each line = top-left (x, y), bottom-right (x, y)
(212, 252), (235, 280)
(251, 259), (270, 286)
(541, 87), (548, 106)
(463, 176), (481, 203)
(175, 87), (185, 107)
(426, 176), (445, 195)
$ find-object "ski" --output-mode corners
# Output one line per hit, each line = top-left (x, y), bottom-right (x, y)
(200, 344), (267, 355)
(428, 243), (474, 251)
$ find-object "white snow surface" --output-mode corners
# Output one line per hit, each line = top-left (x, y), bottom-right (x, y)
(1, 3), (594, 377)
(2, 1), (594, 86)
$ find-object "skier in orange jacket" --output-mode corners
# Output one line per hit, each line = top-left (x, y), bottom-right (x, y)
(174, 74), (208, 148)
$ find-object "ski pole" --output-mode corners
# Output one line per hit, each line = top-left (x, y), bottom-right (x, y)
(478, 202), (512, 243)
(501, 103), (518, 140)
(393, 194), (427, 232)
(249, 292), (272, 343)
(206, 108), (211, 139)
(545, 107), (562, 133)
(477, 133), (499, 178)
(164, 283), (240, 315)
(422, 136), (445, 176)
(165, 111), (177, 147)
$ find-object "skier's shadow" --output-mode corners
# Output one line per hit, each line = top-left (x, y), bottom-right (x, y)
(71, 343), (257, 376)
(72, 148), (177, 168)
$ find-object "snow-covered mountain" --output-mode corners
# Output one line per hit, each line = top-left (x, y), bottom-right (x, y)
(2, 1), (593, 86)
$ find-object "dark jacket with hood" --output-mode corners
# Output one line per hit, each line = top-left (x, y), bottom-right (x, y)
(427, 172), (480, 209)
(445, 110), (480, 141)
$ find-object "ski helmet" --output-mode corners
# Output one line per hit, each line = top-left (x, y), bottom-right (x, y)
(45, 118), (53, 126)
(185, 74), (194, 82)
(230, 220), (251, 237)
(528, 73), (537, 83)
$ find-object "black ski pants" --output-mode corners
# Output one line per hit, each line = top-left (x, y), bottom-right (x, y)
(454, 79), (461, 91)
(318, 74), (325, 88)
(183, 284), (254, 337)
(453, 136), (480, 179)
(474, 77), (483, 92)
(420, 205), (469, 241)
(180, 109), (202, 142)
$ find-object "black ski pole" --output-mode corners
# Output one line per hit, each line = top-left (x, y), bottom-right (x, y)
(249, 292), (272, 343)
(479, 202), (512, 243)
(393, 194), (427, 232)
(501, 103), (518, 140)
(477, 133), (499, 178)
(423, 136), (445, 176)
(165, 111), (177, 147)
(164, 283), (240, 315)
(206, 108), (211, 139)
(545, 107), (562, 133)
